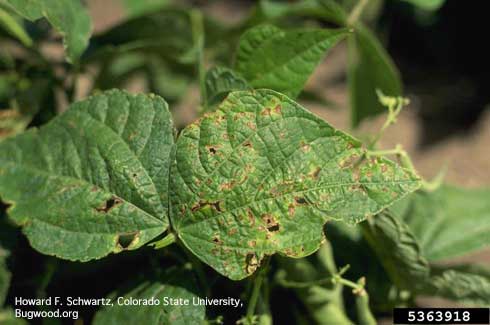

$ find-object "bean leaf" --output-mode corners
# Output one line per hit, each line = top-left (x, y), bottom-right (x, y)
(0, 90), (174, 261)
(5, 0), (92, 62)
(205, 66), (250, 107)
(391, 185), (490, 261)
(235, 25), (348, 98)
(363, 186), (490, 305)
(93, 268), (205, 325)
(348, 25), (402, 127)
(170, 89), (420, 280)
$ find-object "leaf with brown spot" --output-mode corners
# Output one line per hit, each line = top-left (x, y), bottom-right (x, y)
(0, 90), (175, 261)
(170, 90), (420, 280)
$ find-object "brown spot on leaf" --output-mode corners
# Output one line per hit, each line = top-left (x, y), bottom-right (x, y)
(247, 209), (255, 226)
(207, 145), (218, 155)
(294, 197), (308, 205)
(262, 214), (280, 232)
(248, 240), (256, 247)
(212, 236), (221, 244)
(246, 121), (256, 130)
(243, 141), (252, 148)
(191, 200), (224, 212)
(288, 204), (295, 217)
(245, 253), (259, 274)
(339, 154), (360, 169)
(260, 107), (272, 116)
(228, 228), (238, 236)
(219, 181), (236, 191)
(95, 197), (122, 213)
(274, 105), (282, 113)
(310, 167), (321, 179)
(300, 141), (311, 152)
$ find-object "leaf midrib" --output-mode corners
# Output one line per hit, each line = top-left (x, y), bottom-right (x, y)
(178, 178), (418, 230)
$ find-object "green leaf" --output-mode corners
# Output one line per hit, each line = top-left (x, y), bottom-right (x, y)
(391, 185), (490, 262)
(402, 0), (445, 11)
(122, 0), (170, 17)
(90, 9), (194, 64)
(0, 6), (32, 46)
(4, 0), (92, 62)
(93, 268), (205, 325)
(363, 189), (490, 305)
(423, 265), (490, 306)
(0, 90), (175, 261)
(235, 25), (348, 98)
(0, 108), (32, 140)
(348, 25), (402, 127)
(362, 213), (430, 290)
(205, 67), (250, 107)
(170, 89), (420, 280)
(255, 0), (347, 25)
(3, 0), (42, 20)
(0, 245), (10, 307)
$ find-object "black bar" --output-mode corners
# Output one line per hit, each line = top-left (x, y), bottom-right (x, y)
(394, 308), (490, 324)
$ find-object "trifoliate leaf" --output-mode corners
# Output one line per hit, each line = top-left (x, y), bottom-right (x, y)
(170, 89), (420, 280)
(93, 268), (205, 325)
(0, 90), (175, 261)
(5, 0), (92, 62)
(235, 25), (348, 98)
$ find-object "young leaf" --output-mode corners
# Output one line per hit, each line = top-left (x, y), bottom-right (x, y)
(0, 90), (175, 261)
(348, 25), (402, 127)
(391, 185), (490, 262)
(170, 89), (420, 280)
(235, 25), (348, 98)
(93, 269), (205, 325)
(205, 66), (250, 107)
(4, 0), (92, 62)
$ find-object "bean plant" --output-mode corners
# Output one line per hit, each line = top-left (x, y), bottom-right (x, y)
(0, 0), (489, 324)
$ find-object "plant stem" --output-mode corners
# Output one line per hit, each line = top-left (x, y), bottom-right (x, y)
(347, 0), (370, 25)
(150, 232), (176, 249)
(246, 257), (270, 320)
(190, 9), (207, 111)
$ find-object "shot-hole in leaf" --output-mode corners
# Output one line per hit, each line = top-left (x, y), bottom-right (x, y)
(170, 89), (420, 280)
(0, 90), (175, 261)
